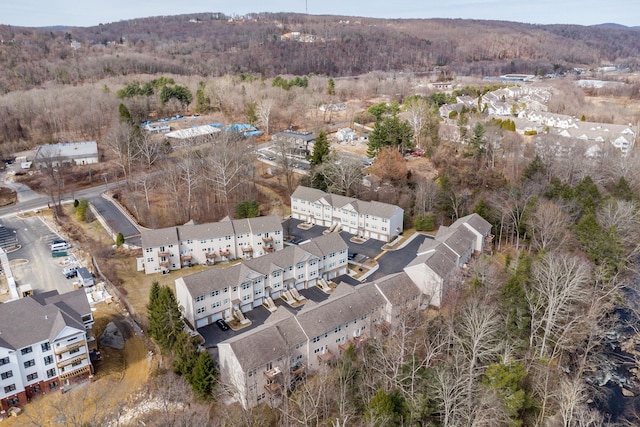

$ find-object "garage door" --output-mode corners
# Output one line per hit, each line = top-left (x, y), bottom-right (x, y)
(210, 312), (223, 322)
(196, 317), (209, 328)
(253, 298), (263, 308)
(295, 282), (304, 291)
(271, 291), (281, 299)
(241, 303), (252, 313)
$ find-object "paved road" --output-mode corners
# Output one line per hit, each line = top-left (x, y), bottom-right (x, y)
(90, 196), (142, 247)
(0, 168), (141, 246)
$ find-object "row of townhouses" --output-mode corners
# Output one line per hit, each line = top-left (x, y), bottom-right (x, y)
(217, 273), (422, 409)
(0, 290), (94, 414)
(176, 212), (492, 409)
(140, 215), (283, 275)
(176, 233), (349, 329)
(291, 186), (404, 242)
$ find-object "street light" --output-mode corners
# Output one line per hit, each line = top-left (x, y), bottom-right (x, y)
(102, 173), (109, 191)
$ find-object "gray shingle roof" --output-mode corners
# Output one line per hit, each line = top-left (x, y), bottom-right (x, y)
(0, 290), (87, 351)
(141, 227), (179, 249)
(436, 226), (475, 257)
(373, 272), (421, 306)
(405, 242), (459, 279)
(454, 213), (492, 236)
(291, 186), (402, 220)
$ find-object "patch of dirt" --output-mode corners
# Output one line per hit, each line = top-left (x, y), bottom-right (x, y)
(0, 185), (17, 207)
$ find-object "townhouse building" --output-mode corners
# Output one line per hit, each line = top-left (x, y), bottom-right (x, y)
(404, 213), (492, 307)
(0, 290), (94, 415)
(217, 272), (422, 409)
(175, 233), (349, 329)
(291, 186), (404, 242)
(141, 215), (283, 275)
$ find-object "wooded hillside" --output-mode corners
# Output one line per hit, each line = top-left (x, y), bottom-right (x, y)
(1, 13), (640, 92)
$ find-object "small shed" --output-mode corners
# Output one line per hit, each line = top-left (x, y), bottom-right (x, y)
(77, 267), (95, 287)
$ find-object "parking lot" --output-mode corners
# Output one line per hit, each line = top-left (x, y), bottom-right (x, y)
(2, 215), (81, 296)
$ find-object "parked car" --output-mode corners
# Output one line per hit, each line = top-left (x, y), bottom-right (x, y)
(216, 319), (230, 331)
(348, 252), (358, 261)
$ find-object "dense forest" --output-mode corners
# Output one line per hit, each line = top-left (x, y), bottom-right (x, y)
(1, 13), (640, 93)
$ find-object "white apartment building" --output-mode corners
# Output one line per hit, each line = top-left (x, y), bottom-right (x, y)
(217, 272), (422, 409)
(175, 233), (349, 329)
(291, 186), (404, 242)
(141, 215), (283, 275)
(0, 290), (94, 416)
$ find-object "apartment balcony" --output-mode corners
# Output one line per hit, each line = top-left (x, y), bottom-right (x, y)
(353, 333), (369, 348)
(262, 236), (274, 243)
(58, 364), (91, 380)
(338, 340), (353, 353)
(317, 349), (336, 365)
(264, 381), (282, 396)
(241, 246), (253, 253)
(205, 252), (217, 259)
(54, 341), (84, 355)
(219, 248), (231, 257)
(159, 260), (170, 267)
(180, 254), (192, 262)
(158, 250), (169, 257)
(264, 366), (283, 381)
(290, 362), (306, 378)
(57, 353), (88, 368)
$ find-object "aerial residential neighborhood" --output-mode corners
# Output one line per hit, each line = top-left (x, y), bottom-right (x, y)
(1, 6), (640, 426)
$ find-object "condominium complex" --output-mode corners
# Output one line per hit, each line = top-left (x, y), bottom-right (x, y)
(291, 186), (404, 242)
(141, 215), (283, 275)
(176, 233), (349, 329)
(218, 273), (422, 409)
(0, 290), (94, 414)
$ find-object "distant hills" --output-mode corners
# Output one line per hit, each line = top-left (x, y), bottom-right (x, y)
(1, 13), (640, 92)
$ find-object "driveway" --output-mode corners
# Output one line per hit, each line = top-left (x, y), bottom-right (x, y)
(199, 305), (272, 348)
(90, 196), (142, 247)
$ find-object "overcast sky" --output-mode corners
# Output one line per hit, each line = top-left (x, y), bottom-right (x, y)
(1, 0), (638, 28)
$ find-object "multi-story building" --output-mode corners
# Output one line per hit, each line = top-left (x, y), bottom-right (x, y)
(404, 213), (492, 307)
(141, 215), (283, 275)
(217, 272), (423, 409)
(0, 290), (94, 415)
(291, 186), (404, 242)
(175, 233), (349, 329)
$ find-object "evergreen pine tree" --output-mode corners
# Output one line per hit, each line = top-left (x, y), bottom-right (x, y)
(146, 281), (162, 341)
(190, 351), (217, 401)
(173, 330), (199, 381)
(310, 131), (330, 166)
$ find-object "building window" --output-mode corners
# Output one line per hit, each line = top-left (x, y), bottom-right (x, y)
(0, 357), (8, 366)
(212, 301), (221, 308)
(196, 307), (205, 314)
(70, 348), (80, 355)
(41, 342), (51, 352)
(329, 252), (335, 257)
(49, 381), (59, 389)
(334, 326), (342, 333)
(47, 368), (56, 379)
(27, 373), (38, 381)
(296, 262), (304, 269)
(195, 295), (205, 302)
(242, 294), (251, 301)
(44, 355), (54, 365)
(255, 289), (262, 296)
(273, 271), (281, 277)
(30, 385), (41, 394)
(71, 360), (83, 367)
(257, 392), (266, 402)
(24, 359), (35, 368)
(310, 259), (317, 266)
(21, 346), (33, 355)
(7, 397), (19, 406)
(4, 384), (16, 393)
(210, 290), (219, 297)
(1, 371), (12, 380)
(242, 283), (251, 290)
(297, 273), (304, 280)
